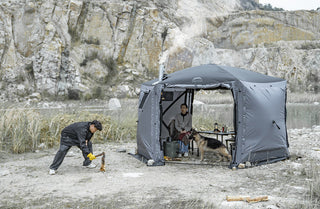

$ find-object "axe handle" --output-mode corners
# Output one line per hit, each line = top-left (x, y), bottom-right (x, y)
(95, 152), (105, 157)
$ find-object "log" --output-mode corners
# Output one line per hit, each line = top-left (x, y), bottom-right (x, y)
(246, 196), (268, 203)
(226, 195), (268, 203)
(100, 154), (105, 172)
(226, 196), (250, 202)
(95, 152), (106, 172)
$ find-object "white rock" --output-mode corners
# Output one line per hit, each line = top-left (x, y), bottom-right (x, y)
(38, 143), (46, 149)
(0, 170), (10, 176)
(238, 163), (245, 169)
(147, 159), (155, 166)
(108, 98), (121, 110)
(17, 84), (25, 91)
(266, 205), (278, 209)
(42, 102), (49, 108)
(29, 92), (41, 100)
(312, 125), (320, 132)
(193, 100), (205, 105)
(118, 85), (130, 93)
(134, 87), (140, 95)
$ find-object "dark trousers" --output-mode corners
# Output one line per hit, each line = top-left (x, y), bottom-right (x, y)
(49, 141), (93, 170)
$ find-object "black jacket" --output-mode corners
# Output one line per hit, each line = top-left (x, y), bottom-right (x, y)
(60, 122), (93, 155)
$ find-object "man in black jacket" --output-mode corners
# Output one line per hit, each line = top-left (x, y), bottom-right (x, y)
(49, 120), (102, 175)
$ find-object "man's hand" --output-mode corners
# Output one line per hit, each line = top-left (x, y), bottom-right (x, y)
(87, 153), (96, 161)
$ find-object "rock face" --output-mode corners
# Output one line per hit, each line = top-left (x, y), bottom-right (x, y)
(0, 0), (319, 102)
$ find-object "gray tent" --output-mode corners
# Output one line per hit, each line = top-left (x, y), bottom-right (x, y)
(137, 64), (289, 167)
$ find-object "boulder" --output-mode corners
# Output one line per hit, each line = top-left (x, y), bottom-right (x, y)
(108, 98), (121, 110)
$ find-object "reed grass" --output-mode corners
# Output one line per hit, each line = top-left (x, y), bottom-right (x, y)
(305, 162), (320, 208)
(0, 108), (41, 153)
(0, 105), (137, 153)
(287, 93), (320, 104)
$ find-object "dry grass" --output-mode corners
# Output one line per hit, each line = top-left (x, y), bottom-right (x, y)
(194, 90), (320, 104)
(0, 108), (41, 153)
(287, 93), (320, 104)
(305, 162), (320, 208)
(0, 105), (137, 153)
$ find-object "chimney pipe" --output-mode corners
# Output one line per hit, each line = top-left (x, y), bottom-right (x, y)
(158, 64), (165, 81)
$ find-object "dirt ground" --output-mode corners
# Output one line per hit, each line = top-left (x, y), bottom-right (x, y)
(1, 126), (320, 209)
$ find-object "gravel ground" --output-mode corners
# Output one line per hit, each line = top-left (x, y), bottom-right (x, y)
(1, 126), (320, 209)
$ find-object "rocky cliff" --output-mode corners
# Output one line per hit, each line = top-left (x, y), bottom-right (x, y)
(0, 0), (319, 102)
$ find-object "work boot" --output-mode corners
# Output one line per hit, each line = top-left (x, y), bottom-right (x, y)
(84, 163), (96, 168)
(49, 169), (56, 175)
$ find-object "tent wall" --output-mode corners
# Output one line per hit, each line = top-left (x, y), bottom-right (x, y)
(137, 84), (164, 165)
(231, 80), (289, 167)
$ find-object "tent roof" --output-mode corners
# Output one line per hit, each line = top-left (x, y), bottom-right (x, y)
(143, 64), (285, 87)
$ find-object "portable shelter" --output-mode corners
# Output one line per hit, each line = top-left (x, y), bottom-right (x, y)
(137, 64), (289, 167)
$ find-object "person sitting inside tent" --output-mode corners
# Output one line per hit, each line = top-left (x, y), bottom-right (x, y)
(174, 103), (192, 157)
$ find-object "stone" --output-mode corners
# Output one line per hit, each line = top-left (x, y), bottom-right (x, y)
(29, 92), (41, 100)
(108, 98), (121, 110)
(38, 143), (46, 149)
(266, 205), (278, 209)
(147, 159), (155, 166)
(238, 163), (245, 169)
(312, 125), (320, 132)
(0, 0), (319, 102)
(245, 161), (252, 167)
(0, 170), (10, 176)
(116, 148), (126, 153)
(117, 85), (131, 98)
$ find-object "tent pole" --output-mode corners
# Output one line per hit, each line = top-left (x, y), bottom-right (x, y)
(159, 96), (164, 151)
(161, 90), (187, 134)
(162, 91), (187, 116)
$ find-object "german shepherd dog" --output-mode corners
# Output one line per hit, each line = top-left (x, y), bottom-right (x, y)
(189, 129), (231, 162)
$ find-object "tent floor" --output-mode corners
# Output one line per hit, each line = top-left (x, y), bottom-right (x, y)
(129, 152), (231, 166)
(164, 152), (230, 166)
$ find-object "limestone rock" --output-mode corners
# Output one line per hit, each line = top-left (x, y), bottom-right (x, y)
(29, 92), (41, 100)
(0, 0), (319, 102)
